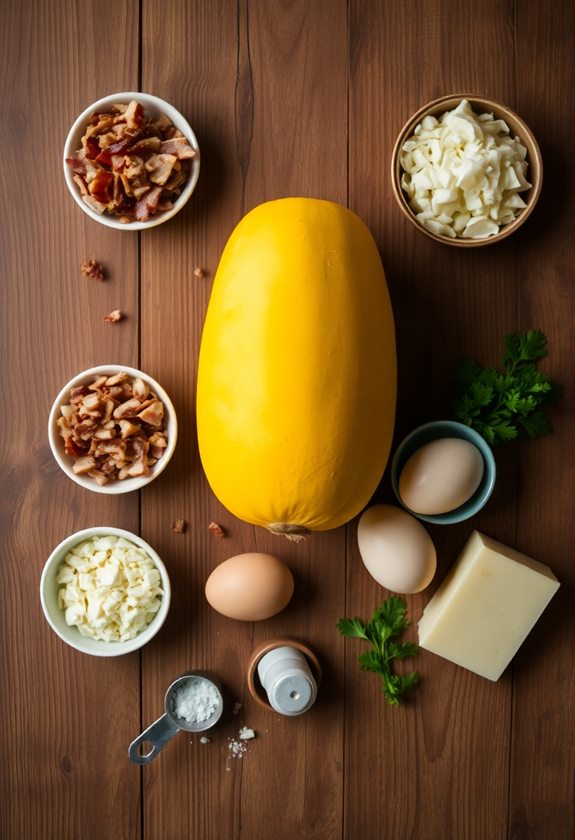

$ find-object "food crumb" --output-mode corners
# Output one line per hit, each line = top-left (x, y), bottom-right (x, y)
(172, 518), (187, 534)
(228, 739), (247, 759)
(194, 266), (206, 279)
(227, 726), (256, 759)
(80, 259), (106, 281)
(200, 736), (211, 745)
(232, 702), (242, 716)
(103, 309), (123, 323)
(208, 521), (225, 538)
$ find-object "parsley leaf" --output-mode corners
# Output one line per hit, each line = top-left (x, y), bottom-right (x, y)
(337, 596), (419, 706)
(452, 330), (563, 446)
(337, 617), (370, 642)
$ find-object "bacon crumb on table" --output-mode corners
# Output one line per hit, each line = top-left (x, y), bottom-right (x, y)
(172, 519), (187, 534)
(208, 521), (226, 537)
(194, 267), (206, 279)
(103, 309), (123, 323)
(80, 259), (106, 281)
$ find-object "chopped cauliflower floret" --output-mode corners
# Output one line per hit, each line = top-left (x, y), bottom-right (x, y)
(400, 99), (531, 239)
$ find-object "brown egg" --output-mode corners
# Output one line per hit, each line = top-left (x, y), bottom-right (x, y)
(205, 552), (294, 621)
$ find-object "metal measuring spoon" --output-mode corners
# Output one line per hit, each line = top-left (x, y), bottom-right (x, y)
(129, 672), (223, 764)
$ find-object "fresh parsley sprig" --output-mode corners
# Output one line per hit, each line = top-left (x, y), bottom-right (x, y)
(452, 329), (563, 446)
(337, 596), (419, 706)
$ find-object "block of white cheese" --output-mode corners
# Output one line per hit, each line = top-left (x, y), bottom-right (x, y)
(418, 531), (560, 681)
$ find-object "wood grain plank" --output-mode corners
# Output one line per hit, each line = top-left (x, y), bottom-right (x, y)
(139, 1), (347, 838)
(139, 2), (248, 839)
(0, 2), (141, 838)
(347, 2), (519, 838)
(510, 2), (575, 838)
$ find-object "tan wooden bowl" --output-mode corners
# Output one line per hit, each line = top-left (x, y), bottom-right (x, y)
(246, 637), (322, 712)
(391, 94), (543, 247)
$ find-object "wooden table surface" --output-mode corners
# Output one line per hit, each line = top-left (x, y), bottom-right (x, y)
(1, 1), (574, 838)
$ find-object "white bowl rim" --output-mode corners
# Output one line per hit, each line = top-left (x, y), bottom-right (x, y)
(40, 525), (171, 657)
(63, 91), (200, 230)
(48, 364), (178, 494)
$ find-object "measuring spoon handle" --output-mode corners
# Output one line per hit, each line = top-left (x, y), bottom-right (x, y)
(128, 713), (180, 764)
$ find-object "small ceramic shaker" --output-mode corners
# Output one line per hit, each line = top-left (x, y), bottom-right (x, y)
(257, 645), (318, 716)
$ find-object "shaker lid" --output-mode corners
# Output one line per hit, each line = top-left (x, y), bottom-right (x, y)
(269, 671), (316, 715)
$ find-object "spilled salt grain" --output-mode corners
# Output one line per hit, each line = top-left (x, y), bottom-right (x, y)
(228, 739), (247, 758)
(200, 736), (211, 744)
(228, 727), (256, 758)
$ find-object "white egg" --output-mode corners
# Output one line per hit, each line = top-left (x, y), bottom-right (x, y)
(399, 437), (484, 515)
(358, 504), (436, 594)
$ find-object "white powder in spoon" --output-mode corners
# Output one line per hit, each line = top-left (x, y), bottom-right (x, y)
(172, 678), (221, 724)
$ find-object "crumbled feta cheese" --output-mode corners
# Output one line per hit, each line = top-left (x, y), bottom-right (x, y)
(56, 535), (163, 642)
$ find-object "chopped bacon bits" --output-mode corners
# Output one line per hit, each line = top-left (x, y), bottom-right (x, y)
(135, 186), (162, 221)
(89, 168), (114, 204)
(80, 259), (106, 281)
(72, 455), (97, 475)
(104, 309), (123, 323)
(160, 137), (196, 159)
(137, 400), (164, 427)
(145, 153), (178, 186)
(172, 519), (187, 534)
(57, 372), (169, 484)
(66, 100), (196, 222)
(208, 521), (226, 538)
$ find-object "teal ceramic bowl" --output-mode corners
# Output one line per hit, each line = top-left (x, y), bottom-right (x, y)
(391, 420), (496, 524)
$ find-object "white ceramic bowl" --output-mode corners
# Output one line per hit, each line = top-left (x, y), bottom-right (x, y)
(63, 91), (200, 230)
(40, 526), (171, 657)
(48, 364), (178, 494)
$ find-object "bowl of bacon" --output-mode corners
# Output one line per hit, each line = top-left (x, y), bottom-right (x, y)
(48, 365), (178, 493)
(63, 92), (200, 229)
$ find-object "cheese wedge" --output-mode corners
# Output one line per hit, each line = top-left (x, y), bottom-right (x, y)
(418, 531), (560, 681)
